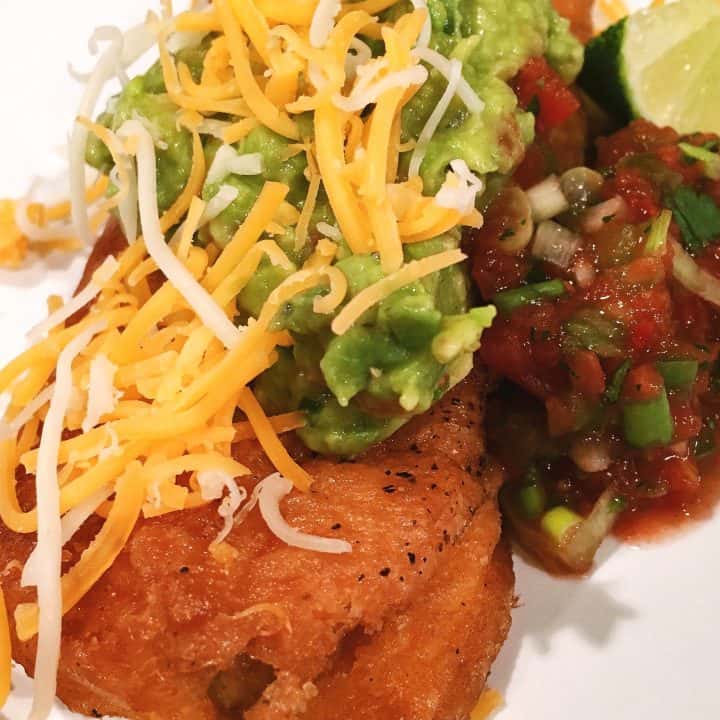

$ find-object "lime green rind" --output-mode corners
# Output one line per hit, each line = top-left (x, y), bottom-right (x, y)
(578, 18), (632, 123)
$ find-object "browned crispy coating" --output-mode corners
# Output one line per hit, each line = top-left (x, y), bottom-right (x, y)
(0, 223), (514, 720)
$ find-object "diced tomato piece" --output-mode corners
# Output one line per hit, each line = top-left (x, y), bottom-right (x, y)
(623, 363), (665, 402)
(596, 119), (680, 168)
(480, 303), (565, 399)
(512, 57), (580, 133)
(545, 395), (577, 436)
(603, 167), (661, 222)
(567, 350), (606, 398)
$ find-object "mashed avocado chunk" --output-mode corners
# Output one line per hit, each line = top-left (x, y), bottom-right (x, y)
(254, 236), (495, 455)
(400, 0), (583, 191)
(84, 0), (581, 457)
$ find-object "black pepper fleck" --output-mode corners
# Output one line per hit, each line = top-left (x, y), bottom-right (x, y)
(331, 523), (342, 530)
(382, 484), (397, 494)
(408, 552), (416, 564)
(179, 566), (189, 574)
(379, 567), (391, 577)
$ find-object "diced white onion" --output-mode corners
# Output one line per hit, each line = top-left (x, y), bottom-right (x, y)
(81, 354), (119, 433)
(671, 239), (720, 308)
(526, 175), (570, 222)
(118, 120), (244, 349)
(581, 196), (628, 234)
(411, 47), (484, 115)
(258, 473), (352, 554)
(334, 66), (428, 113)
(206, 145), (264, 186)
(29, 320), (106, 720)
(570, 437), (612, 473)
(532, 220), (581, 269)
(309, 0), (341, 48)
(409, 58), (461, 178)
(27, 256), (118, 342)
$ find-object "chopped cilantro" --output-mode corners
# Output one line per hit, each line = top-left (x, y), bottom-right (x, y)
(667, 186), (720, 255)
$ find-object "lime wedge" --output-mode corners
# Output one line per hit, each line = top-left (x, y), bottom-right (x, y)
(579, 0), (720, 134)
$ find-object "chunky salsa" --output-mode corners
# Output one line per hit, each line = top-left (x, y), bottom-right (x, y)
(468, 111), (720, 572)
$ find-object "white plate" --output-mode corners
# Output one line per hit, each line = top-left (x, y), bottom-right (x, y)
(0, 2), (719, 719)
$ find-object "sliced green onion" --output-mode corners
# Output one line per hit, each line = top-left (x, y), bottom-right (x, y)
(519, 483), (547, 519)
(655, 359), (699, 390)
(622, 390), (674, 448)
(517, 466), (547, 519)
(564, 311), (625, 358)
(540, 506), (583, 544)
(679, 142), (720, 181)
(644, 209), (672, 256)
(493, 279), (566, 315)
(604, 359), (631, 404)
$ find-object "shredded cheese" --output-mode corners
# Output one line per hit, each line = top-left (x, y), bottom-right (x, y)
(198, 469), (247, 544)
(409, 57), (462, 178)
(82, 354), (119, 432)
(120, 120), (243, 349)
(206, 146), (263, 185)
(28, 320), (105, 720)
(258, 473), (352, 553)
(310, 0), (342, 48)
(27, 256), (118, 342)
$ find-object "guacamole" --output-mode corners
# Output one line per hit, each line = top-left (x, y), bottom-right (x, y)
(86, 0), (582, 456)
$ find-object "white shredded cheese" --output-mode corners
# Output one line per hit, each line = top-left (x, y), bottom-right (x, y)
(309, 0), (342, 48)
(345, 37), (372, 80)
(119, 120), (244, 349)
(206, 146), (264, 186)
(410, 0), (432, 49)
(22, 486), (113, 588)
(198, 470), (248, 545)
(0, 384), (55, 442)
(409, 58), (461, 178)
(435, 159), (484, 216)
(411, 47), (484, 114)
(82, 354), (119, 433)
(258, 473), (352, 554)
(334, 66), (428, 113)
(69, 22), (154, 247)
(201, 184), (240, 221)
(316, 222), (342, 241)
(27, 256), (118, 343)
(29, 320), (105, 720)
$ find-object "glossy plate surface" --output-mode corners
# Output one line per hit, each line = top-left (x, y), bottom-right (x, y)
(0, 2), (717, 718)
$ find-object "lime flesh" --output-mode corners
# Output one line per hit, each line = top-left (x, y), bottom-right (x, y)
(582, 0), (720, 134)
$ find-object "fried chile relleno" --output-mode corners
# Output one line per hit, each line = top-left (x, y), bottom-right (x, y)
(1, 228), (512, 719)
